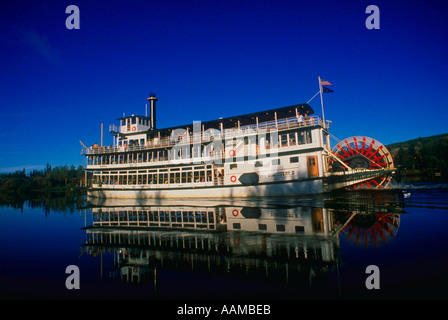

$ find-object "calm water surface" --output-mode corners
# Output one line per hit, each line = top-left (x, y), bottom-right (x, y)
(1, 182), (448, 300)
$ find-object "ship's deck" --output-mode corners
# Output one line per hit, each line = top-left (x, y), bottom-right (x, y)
(83, 113), (325, 156)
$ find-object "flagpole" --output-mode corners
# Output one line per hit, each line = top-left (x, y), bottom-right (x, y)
(318, 75), (326, 129)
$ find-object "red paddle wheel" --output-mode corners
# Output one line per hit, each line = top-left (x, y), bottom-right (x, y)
(342, 213), (400, 248)
(329, 136), (394, 189)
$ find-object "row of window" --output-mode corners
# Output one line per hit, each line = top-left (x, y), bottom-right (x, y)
(92, 165), (215, 185)
(88, 130), (313, 166)
(91, 154), (305, 185)
(93, 210), (216, 225)
(121, 117), (149, 126)
(87, 147), (219, 165)
(86, 231), (219, 248)
(232, 223), (305, 233)
(229, 156), (299, 169)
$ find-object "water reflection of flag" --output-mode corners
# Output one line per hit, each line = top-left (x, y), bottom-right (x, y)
(320, 79), (332, 86)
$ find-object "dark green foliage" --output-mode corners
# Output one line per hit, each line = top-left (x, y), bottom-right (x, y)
(387, 133), (448, 180)
(0, 164), (85, 195)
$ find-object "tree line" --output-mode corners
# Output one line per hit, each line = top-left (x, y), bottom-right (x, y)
(387, 133), (448, 180)
(0, 164), (85, 195)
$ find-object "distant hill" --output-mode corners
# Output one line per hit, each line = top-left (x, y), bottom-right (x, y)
(387, 133), (448, 180)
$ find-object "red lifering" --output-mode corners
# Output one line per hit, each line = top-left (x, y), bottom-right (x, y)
(132, 127), (136, 131)
(232, 209), (239, 216)
(230, 175), (237, 182)
(229, 149), (235, 157)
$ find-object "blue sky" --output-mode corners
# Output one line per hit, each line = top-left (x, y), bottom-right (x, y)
(1, 0), (447, 173)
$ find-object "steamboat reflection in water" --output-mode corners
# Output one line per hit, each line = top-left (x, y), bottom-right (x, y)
(81, 192), (404, 297)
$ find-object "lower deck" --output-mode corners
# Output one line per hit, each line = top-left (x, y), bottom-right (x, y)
(86, 147), (327, 196)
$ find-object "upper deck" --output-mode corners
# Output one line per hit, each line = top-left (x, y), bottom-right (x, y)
(82, 103), (328, 156)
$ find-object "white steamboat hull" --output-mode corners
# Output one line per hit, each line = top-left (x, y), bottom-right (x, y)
(87, 178), (324, 199)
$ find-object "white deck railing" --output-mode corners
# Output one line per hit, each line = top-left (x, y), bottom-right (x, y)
(82, 115), (326, 155)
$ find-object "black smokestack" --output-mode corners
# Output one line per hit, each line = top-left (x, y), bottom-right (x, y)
(147, 93), (158, 130)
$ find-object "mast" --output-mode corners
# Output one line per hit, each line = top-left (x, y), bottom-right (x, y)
(318, 75), (333, 129)
(318, 75), (326, 129)
(318, 75), (333, 170)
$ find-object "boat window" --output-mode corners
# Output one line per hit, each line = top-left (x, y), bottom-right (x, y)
(129, 173), (136, 185)
(290, 132), (297, 145)
(110, 173), (118, 185)
(200, 170), (205, 182)
(255, 161), (263, 167)
(276, 224), (285, 232)
(158, 172), (168, 184)
(258, 224), (267, 231)
(281, 134), (288, 147)
(138, 173), (146, 184)
(186, 171), (193, 183)
(272, 159), (280, 166)
(207, 169), (213, 182)
(271, 134), (279, 148)
(170, 171), (180, 183)
(148, 173), (156, 184)
(299, 130), (313, 144)
(230, 164), (237, 169)
(289, 156), (299, 163)
(193, 171), (198, 182)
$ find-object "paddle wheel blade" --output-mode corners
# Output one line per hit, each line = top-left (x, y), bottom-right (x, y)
(329, 136), (395, 189)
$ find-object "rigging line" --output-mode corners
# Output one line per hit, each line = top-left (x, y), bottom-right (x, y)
(325, 131), (342, 144)
(79, 140), (88, 150)
(307, 90), (320, 104)
(324, 147), (351, 170)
